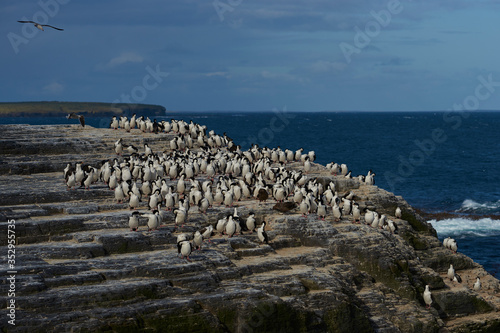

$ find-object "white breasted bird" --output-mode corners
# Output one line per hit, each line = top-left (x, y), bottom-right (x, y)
(129, 211), (140, 231)
(177, 240), (193, 261)
(193, 231), (204, 250)
(423, 285), (432, 309)
(246, 212), (256, 233)
(143, 210), (160, 231)
(257, 220), (269, 244)
(473, 277), (481, 291)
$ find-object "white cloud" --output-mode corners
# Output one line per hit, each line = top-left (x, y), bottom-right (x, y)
(205, 72), (231, 78)
(43, 82), (64, 94)
(97, 52), (144, 70)
(260, 70), (307, 83)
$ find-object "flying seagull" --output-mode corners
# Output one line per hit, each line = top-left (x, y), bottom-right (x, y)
(66, 113), (85, 127)
(17, 20), (64, 31)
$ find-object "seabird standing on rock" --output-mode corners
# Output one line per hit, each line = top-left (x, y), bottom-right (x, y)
(341, 198), (352, 216)
(332, 202), (342, 222)
(379, 214), (387, 229)
(144, 210), (160, 231)
(257, 220), (269, 244)
(74, 163), (85, 185)
(82, 169), (94, 190)
(365, 170), (375, 185)
(129, 211), (140, 231)
(340, 164), (348, 176)
(364, 209), (374, 225)
(198, 197), (210, 214)
(66, 113), (85, 127)
(423, 285), (432, 309)
(449, 239), (458, 253)
(173, 206), (187, 229)
(64, 163), (74, 180)
(65, 171), (76, 190)
(453, 272), (462, 284)
(225, 215), (236, 238)
(387, 219), (398, 234)
(18, 20), (64, 31)
(371, 212), (380, 228)
(395, 207), (402, 219)
(317, 201), (327, 220)
(216, 216), (228, 235)
(128, 191), (140, 210)
(245, 212), (256, 233)
(177, 240), (193, 261)
(299, 198), (310, 217)
(447, 264), (455, 281)
(148, 189), (161, 210)
(115, 138), (123, 155)
(224, 190), (234, 207)
(473, 277), (481, 291)
(352, 203), (361, 223)
(115, 184), (125, 203)
(257, 187), (269, 204)
(110, 116), (119, 129)
(443, 237), (452, 250)
(200, 225), (214, 243)
(193, 231), (203, 250)
(304, 157), (312, 173)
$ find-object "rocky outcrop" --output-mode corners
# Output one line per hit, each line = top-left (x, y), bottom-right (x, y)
(0, 124), (499, 332)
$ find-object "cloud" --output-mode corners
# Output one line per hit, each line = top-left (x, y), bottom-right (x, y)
(97, 52), (144, 70)
(43, 82), (64, 94)
(205, 72), (231, 78)
(260, 70), (306, 83)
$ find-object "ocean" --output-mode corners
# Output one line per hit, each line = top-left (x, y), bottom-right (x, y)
(2, 111), (500, 277)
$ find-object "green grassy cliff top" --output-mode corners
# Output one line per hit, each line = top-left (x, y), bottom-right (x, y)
(0, 101), (166, 117)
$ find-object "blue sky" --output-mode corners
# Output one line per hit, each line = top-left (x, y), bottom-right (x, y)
(2, 0), (500, 111)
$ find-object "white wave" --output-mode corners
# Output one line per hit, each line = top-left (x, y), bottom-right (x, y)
(428, 217), (500, 238)
(458, 199), (500, 212)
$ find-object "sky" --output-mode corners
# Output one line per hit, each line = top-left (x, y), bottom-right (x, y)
(2, 0), (500, 112)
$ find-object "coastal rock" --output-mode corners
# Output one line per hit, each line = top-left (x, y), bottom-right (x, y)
(0, 124), (499, 332)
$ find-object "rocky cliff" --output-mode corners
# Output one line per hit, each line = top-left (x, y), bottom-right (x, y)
(0, 123), (499, 333)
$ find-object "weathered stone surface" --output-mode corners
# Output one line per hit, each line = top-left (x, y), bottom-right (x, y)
(0, 124), (499, 332)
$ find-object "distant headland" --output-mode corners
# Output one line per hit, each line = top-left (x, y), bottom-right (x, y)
(0, 101), (166, 118)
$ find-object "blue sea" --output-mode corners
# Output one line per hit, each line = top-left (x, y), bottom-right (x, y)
(2, 111), (500, 277)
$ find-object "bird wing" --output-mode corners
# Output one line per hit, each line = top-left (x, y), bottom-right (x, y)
(78, 115), (85, 127)
(42, 24), (64, 31)
(67, 112), (77, 119)
(17, 20), (36, 24)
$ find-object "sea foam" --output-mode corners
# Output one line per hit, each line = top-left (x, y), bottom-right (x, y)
(457, 199), (500, 214)
(428, 217), (500, 238)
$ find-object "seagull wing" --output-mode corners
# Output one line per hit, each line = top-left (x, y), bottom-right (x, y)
(42, 24), (64, 31)
(67, 113), (85, 127)
(17, 20), (36, 24)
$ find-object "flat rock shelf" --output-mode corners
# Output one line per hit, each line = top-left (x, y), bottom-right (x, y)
(0, 123), (499, 333)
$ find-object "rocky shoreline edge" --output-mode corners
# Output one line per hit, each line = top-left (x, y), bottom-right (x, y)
(0, 122), (499, 332)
